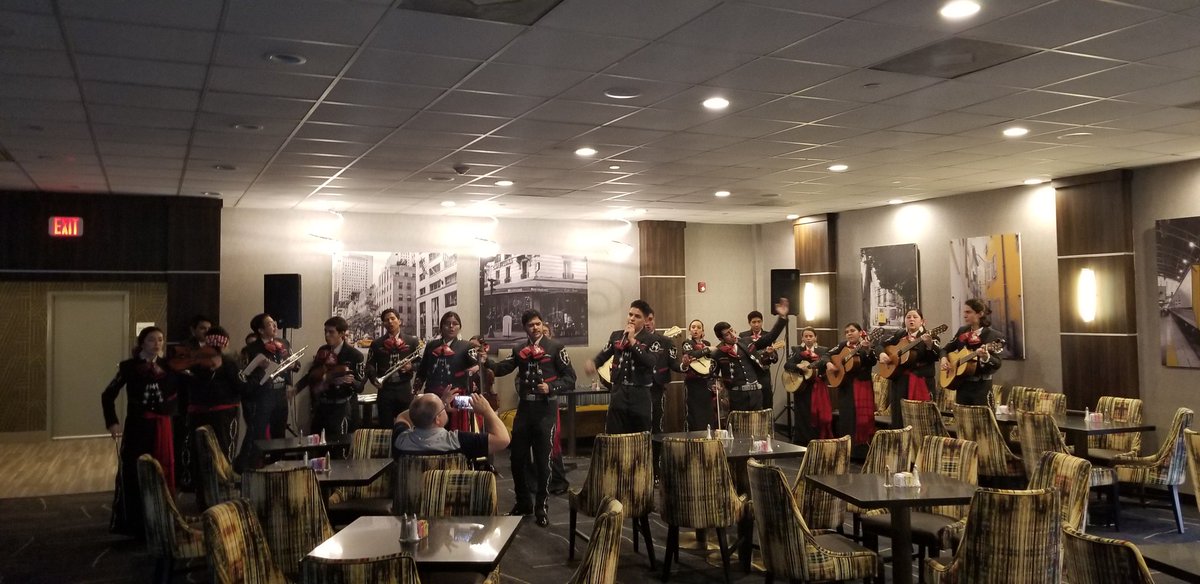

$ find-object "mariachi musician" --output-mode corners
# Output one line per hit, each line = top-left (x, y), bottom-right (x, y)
(414, 311), (480, 431)
(183, 326), (248, 506)
(704, 299), (789, 414)
(298, 316), (365, 439)
(878, 309), (939, 428)
(939, 298), (1003, 406)
(236, 313), (300, 470)
(166, 314), (211, 490)
(365, 308), (422, 429)
(677, 319), (714, 431)
(741, 310), (780, 413)
(826, 323), (877, 451)
(644, 308), (679, 434)
(783, 326), (833, 444)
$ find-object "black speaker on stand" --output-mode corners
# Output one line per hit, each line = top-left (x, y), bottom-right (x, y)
(770, 269), (801, 441)
(265, 273), (303, 437)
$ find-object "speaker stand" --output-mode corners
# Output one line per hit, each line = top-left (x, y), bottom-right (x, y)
(281, 327), (302, 438)
(771, 318), (796, 442)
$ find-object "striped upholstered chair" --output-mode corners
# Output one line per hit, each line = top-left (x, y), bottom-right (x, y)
(326, 429), (393, 524)
(301, 552), (421, 584)
(1090, 397), (1144, 462)
(196, 425), (240, 509)
(902, 399), (949, 447)
(792, 435), (850, 532)
(242, 466), (333, 580)
(955, 405), (1026, 488)
(136, 454), (206, 583)
(1032, 392), (1066, 415)
(566, 497), (624, 584)
(1187, 428), (1200, 517)
(728, 409), (772, 438)
(848, 426), (912, 538)
(873, 374), (891, 418)
(418, 470), (496, 517)
(1007, 386), (1045, 411)
(393, 453), (467, 515)
(1062, 526), (1155, 584)
(861, 436), (978, 582)
(568, 432), (655, 568)
(1028, 451), (1093, 532)
(659, 437), (747, 584)
(927, 488), (1062, 584)
(747, 459), (879, 584)
(202, 498), (289, 584)
(1020, 412), (1119, 530)
(1115, 407), (1194, 533)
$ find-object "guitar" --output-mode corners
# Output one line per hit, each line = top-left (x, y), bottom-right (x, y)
(876, 324), (949, 379)
(782, 361), (814, 392)
(825, 328), (887, 388)
(685, 344), (714, 375)
(750, 340), (786, 369)
(597, 326), (684, 388)
(938, 339), (1006, 390)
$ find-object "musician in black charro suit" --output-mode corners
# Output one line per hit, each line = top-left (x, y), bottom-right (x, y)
(783, 326), (833, 445)
(703, 299), (789, 413)
(940, 298), (1004, 407)
(677, 319), (714, 431)
(878, 309), (939, 428)
(740, 310), (780, 414)
(365, 308), (421, 428)
(584, 300), (657, 434)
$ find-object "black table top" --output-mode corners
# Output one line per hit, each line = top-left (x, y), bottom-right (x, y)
(1140, 543), (1200, 583)
(267, 458), (393, 487)
(308, 515), (523, 573)
(805, 472), (978, 508)
(254, 435), (352, 454)
(652, 431), (806, 461)
(991, 412), (1155, 435)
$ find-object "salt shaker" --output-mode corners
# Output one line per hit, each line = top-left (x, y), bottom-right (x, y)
(407, 515), (420, 540)
(706, 424), (713, 439)
(883, 465), (893, 488)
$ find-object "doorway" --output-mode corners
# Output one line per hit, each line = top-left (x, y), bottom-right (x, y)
(48, 292), (129, 438)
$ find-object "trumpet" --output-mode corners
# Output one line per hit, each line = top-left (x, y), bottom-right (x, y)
(380, 340), (425, 383)
(264, 345), (307, 385)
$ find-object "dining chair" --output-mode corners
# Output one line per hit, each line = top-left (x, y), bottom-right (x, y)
(301, 551), (421, 584)
(326, 428), (394, 525)
(902, 399), (949, 447)
(938, 388), (957, 415)
(419, 470), (497, 517)
(1186, 429), (1200, 518)
(136, 454), (206, 584)
(1062, 526), (1156, 584)
(1032, 392), (1066, 415)
(196, 425), (240, 510)
(1028, 451), (1092, 532)
(848, 426), (912, 540)
(990, 384), (1004, 410)
(1090, 397), (1144, 463)
(791, 435), (850, 532)
(1007, 386), (1045, 411)
(242, 465), (333, 580)
(393, 453), (467, 516)
(567, 432), (655, 569)
(1114, 407), (1194, 533)
(565, 497), (624, 584)
(747, 459), (880, 584)
(1020, 412), (1119, 531)
(873, 374), (891, 417)
(927, 488), (1062, 584)
(727, 409), (772, 438)
(659, 437), (747, 584)
(202, 498), (290, 584)
(860, 436), (978, 584)
(954, 405), (1026, 488)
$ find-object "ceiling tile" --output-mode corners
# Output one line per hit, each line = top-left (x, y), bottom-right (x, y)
(889, 111), (1010, 134)
(707, 58), (851, 94)
(646, 132), (745, 151)
(1144, 45), (1200, 71)
(295, 122), (394, 143)
(960, 90), (1094, 118)
(768, 124), (871, 144)
(458, 63), (591, 98)
(1063, 15), (1200, 61)
(957, 51), (1119, 90)
(881, 80), (1019, 110)
(0, 75), (80, 101)
(83, 81), (199, 110)
(60, 0), (221, 28)
(325, 79), (443, 110)
(537, 0), (720, 40)
(1101, 107), (1200, 130)
(370, 9), (524, 59)
(224, 0), (388, 45)
(605, 43), (756, 85)
(774, 20), (946, 67)
(202, 92), (315, 118)
(496, 28), (646, 72)
(191, 130), (288, 151)
(404, 112), (507, 134)
(607, 108), (712, 132)
(820, 104), (940, 130)
(0, 11), (65, 50)
(213, 34), (357, 76)
(525, 99), (639, 125)
(1044, 64), (1193, 98)
(687, 116), (796, 138)
(800, 69), (943, 102)
(75, 55), (206, 89)
(736, 96), (860, 123)
(1031, 99), (1159, 125)
(854, 0), (1051, 33)
(1118, 76), (1200, 106)
(0, 48), (73, 77)
(309, 103), (415, 127)
(576, 126), (669, 147)
(963, 0), (1159, 49)
(661, 3), (838, 55)
(427, 90), (544, 118)
(65, 19), (214, 63)
(557, 74), (689, 107)
(346, 50), (480, 88)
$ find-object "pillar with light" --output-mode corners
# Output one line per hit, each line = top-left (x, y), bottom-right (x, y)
(1077, 267), (1097, 323)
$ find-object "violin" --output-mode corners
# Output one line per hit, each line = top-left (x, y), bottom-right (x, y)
(168, 345), (222, 371)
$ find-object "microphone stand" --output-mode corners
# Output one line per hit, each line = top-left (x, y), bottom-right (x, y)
(281, 327), (300, 437)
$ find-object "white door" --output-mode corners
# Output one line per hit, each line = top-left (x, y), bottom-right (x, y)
(49, 292), (129, 438)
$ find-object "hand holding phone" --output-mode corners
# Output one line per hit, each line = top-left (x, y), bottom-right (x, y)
(452, 395), (473, 410)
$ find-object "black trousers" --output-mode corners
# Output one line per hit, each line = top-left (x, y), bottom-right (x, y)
(268, 387), (289, 439)
(650, 385), (666, 433)
(757, 369), (774, 414)
(606, 384), (653, 434)
(728, 387), (763, 412)
(376, 384), (413, 429)
(794, 385), (817, 445)
(511, 399), (557, 509)
(956, 379), (990, 406)
(684, 377), (714, 431)
(236, 384), (284, 471)
(111, 415), (159, 538)
(312, 400), (351, 441)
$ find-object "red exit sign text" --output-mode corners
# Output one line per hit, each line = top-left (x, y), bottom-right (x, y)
(49, 216), (83, 238)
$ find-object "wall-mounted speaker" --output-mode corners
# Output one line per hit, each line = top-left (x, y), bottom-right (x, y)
(264, 273), (302, 329)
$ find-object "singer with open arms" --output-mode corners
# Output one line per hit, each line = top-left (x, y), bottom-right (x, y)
(703, 298), (789, 413)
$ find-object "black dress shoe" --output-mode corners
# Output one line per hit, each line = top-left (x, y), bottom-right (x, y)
(507, 504), (533, 517)
(535, 508), (549, 527)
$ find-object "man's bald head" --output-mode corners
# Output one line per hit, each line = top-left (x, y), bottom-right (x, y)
(409, 394), (444, 428)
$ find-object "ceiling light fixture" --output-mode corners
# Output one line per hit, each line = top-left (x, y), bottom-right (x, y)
(264, 52), (307, 65)
(786, 214), (800, 220)
(575, 147), (598, 157)
(212, 164), (237, 171)
(888, 199), (903, 205)
(608, 165), (621, 170)
(1003, 126), (1029, 137)
(603, 87), (641, 99)
(441, 201), (456, 207)
(703, 97), (730, 110)
(494, 180), (514, 186)
(427, 176), (454, 182)
(714, 190), (731, 198)
(829, 164), (849, 172)
(939, 0), (981, 20)
(232, 123), (262, 131)
(200, 191), (221, 197)
(1023, 178), (1045, 185)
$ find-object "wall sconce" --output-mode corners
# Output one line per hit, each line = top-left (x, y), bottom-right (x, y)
(803, 282), (818, 322)
(608, 240), (633, 260)
(1077, 267), (1097, 323)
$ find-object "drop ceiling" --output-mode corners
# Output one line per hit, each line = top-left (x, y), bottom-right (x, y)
(5, 0), (1200, 223)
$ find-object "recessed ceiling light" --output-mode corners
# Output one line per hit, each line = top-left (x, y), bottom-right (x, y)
(427, 176), (454, 182)
(264, 52), (307, 65)
(1002, 126), (1029, 138)
(714, 190), (731, 198)
(314, 192), (343, 196)
(828, 164), (849, 172)
(441, 200), (456, 207)
(786, 214), (800, 220)
(212, 164), (237, 171)
(603, 87), (641, 99)
(608, 165), (621, 170)
(939, 0), (981, 20)
(494, 180), (514, 187)
(888, 199), (904, 205)
(201, 191), (221, 197)
(575, 147), (598, 157)
(1023, 178), (1045, 185)
(1057, 132), (1094, 140)
(703, 97), (730, 110)
(232, 123), (262, 131)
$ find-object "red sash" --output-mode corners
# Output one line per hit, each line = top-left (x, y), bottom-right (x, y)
(811, 379), (834, 439)
(188, 403), (239, 414)
(551, 408), (563, 457)
(853, 379), (876, 446)
(142, 412), (176, 494)
(906, 372), (932, 402)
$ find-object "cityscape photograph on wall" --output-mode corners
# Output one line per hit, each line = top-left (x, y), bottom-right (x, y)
(1156, 216), (1200, 368)
(479, 254), (588, 347)
(860, 243), (920, 332)
(332, 251), (459, 346)
(949, 233), (1026, 360)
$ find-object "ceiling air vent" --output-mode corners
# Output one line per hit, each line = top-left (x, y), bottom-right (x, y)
(872, 37), (1035, 80)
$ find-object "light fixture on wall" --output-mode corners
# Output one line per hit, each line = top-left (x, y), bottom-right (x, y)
(803, 282), (818, 322)
(608, 240), (634, 260)
(1077, 267), (1097, 323)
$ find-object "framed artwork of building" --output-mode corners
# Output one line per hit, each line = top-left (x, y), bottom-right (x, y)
(1156, 216), (1200, 368)
(860, 243), (920, 332)
(332, 251), (459, 345)
(479, 253), (588, 346)
(948, 233), (1025, 359)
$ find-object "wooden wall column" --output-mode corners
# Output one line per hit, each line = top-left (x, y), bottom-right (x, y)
(794, 215), (839, 347)
(1055, 171), (1139, 408)
(638, 220), (686, 432)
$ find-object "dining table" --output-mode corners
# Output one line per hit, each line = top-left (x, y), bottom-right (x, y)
(1140, 542), (1200, 583)
(254, 435), (352, 463)
(307, 515), (523, 574)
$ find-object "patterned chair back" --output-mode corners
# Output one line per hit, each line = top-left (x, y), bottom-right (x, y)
(902, 399), (949, 446)
(1029, 451), (1092, 532)
(1187, 428), (1200, 515)
(1117, 407), (1194, 488)
(418, 470), (497, 517)
(332, 429), (394, 502)
(1091, 397), (1143, 454)
(1017, 411), (1069, 477)
(728, 409), (772, 438)
(196, 425), (240, 509)
(933, 488), (1062, 584)
(990, 384), (1004, 410)
(1007, 386), (1045, 411)
(1062, 526), (1155, 584)
(202, 498), (288, 584)
(791, 435), (849, 531)
(302, 551), (421, 584)
(242, 466), (333, 580)
(914, 436), (978, 519)
(954, 405), (1025, 482)
(393, 453), (467, 515)
(572, 432), (654, 518)
(872, 374), (890, 415)
(938, 387), (957, 414)
(1032, 392), (1066, 415)
(136, 454), (205, 560)
(660, 438), (744, 529)
(566, 498), (624, 584)
(863, 426), (912, 473)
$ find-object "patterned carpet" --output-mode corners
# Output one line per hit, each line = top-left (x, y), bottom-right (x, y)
(2, 448), (1198, 583)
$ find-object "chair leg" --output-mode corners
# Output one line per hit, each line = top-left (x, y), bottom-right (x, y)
(638, 514), (657, 570)
(568, 507), (577, 560)
(662, 525), (678, 582)
(153, 558), (168, 584)
(853, 513), (861, 541)
(1111, 481), (1121, 532)
(1170, 484), (1185, 534)
(633, 515), (640, 552)
(715, 527), (733, 584)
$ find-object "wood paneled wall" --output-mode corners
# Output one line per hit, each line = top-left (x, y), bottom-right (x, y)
(794, 215), (839, 347)
(1054, 171), (1139, 407)
(639, 220), (686, 431)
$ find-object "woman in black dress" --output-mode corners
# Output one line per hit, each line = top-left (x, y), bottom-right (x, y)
(879, 309), (939, 427)
(783, 326), (833, 444)
(940, 298), (1004, 406)
(825, 323), (877, 452)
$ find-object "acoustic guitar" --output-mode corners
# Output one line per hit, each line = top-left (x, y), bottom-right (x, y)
(597, 326), (683, 388)
(782, 361), (814, 392)
(876, 324), (948, 379)
(825, 328), (887, 388)
(937, 339), (1006, 390)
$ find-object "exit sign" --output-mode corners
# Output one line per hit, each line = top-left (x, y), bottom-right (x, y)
(49, 216), (83, 237)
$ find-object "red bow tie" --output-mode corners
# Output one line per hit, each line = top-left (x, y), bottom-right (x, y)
(264, 340), (284, 355)
(433, 344), (455, 357)
(719, 344), (738, 357)
(519, 343), (546, 360)
(383, 336), (405, 351)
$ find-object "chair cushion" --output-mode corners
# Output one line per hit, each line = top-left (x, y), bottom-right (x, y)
(813, 533), (875, 555)
(860, 511), (959, 548)
(1088, 448), (1125, 463)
